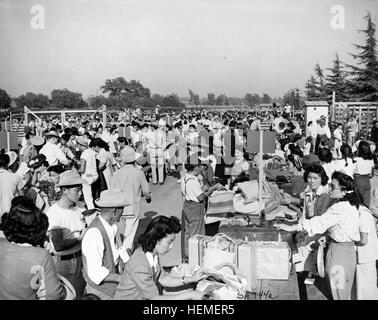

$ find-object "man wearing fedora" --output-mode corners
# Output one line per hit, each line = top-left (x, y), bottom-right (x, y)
(40, 130), (69, 166)
(46, 170), (87, 299)
(111, 146), (151, 253)
(81, 189), (130, 300)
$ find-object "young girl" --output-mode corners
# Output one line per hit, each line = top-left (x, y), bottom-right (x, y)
(354, 140), (375, 207)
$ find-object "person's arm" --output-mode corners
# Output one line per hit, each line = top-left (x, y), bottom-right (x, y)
(158, 269), (207, 288)
(355, 232), (368, 246)
(49, 229), (83, 252)
(276, 204), (341, 236)
(197, 183), (223, 202)
(55, 146), (69, 165)
(41, 251), (67, 300)
(139, 171), (151, 197)
(79, 159), (86, 174)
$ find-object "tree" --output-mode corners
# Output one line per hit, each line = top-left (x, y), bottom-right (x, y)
(188, 89), (200, 105)
(305, 75), (321, 100)
(325, 53), (349, 101)
(15, 92), (50, 110)
(262, 93), (271, 103)
(162, 93), (185, 109)
(347, 12), (378, 101)
(215, 94), (228, 106)
(206, 93), (216, 106)
(88, 95), (108, 109)
(100, 77), (151, 108)
(152, 94), (164, 106)
(314, 63), (327, 99)
(0, 88), (11, 110)
(283, 88), (301, 109)
(50, 89), (88, 110)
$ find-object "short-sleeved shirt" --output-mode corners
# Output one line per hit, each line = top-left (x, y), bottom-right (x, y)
(357, 206), (378, 264)
(354, 157), (374, 175)
(181, 173), (203, 202)
(0, 169), (23, 217)
(81, 148), (98, 176)
(46, 203), (85, 256)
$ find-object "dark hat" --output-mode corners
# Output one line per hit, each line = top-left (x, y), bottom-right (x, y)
(24, 126), (33, 134)
(28, 154), (47, 169)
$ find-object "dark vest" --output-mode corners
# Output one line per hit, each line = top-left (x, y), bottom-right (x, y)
(82, 216), (119, 298)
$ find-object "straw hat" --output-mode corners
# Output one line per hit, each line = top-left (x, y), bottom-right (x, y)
(45, 131), (60, 139)
(121, 146), (137, 163)
(56, 170), (87, 187)
(5, 151), (17, 167)
(30, 136), (45, 147)
(76, 136), (89, 148)
(95, 189), (130, 208)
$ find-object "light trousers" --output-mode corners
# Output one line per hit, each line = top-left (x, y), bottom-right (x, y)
(355, 261), (378, 300)
(325, 241), (356, 300)
(117, 213), (140, 251)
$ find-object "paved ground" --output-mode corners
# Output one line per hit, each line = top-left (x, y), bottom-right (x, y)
(137, 173), (183, 267)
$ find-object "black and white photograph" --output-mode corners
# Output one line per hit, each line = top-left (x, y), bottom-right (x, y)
(0, 0), (378, 305)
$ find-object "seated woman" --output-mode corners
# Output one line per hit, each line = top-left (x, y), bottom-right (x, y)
(114, 216), (207, 300)
(0, 196), (67, 300)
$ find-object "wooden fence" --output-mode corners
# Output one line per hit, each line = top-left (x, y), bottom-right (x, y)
(332, 102), (378, 137)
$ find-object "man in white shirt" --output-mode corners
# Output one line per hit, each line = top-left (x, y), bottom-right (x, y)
(47, 170), (87, 299)
(147, 122), (166, 185)
(82, 189), (130, 300)
(39, 131), (69, 166)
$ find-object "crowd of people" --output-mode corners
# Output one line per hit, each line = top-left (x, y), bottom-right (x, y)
(1, 105), (378, 300)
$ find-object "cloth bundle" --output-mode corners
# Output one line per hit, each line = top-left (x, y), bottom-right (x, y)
(206, 190), (236, 214)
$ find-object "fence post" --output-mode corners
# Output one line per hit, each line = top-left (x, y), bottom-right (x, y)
(24, 106), (28, 126)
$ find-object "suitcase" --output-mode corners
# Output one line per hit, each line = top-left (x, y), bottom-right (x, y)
(189, 234), (291, 292)
(218, 220), (297, 252)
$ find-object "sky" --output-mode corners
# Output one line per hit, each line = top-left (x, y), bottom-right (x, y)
(0, 0), (377, 100)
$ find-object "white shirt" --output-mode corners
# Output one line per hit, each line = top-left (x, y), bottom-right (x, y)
(354, 157), (374, 175)
(317, 125), (331, 138)
(46, 203), (85, 256)
(40, 141), (69, 166)
(357, 206), (378, 264)
(82, 216), (129, 285)
(300, 201), (360, 243)
(81, 148), (98, 176)
(108, 133), (118, 154)
(0, 169), (23, 216)
(145, 252), (159, 270)
(146, 129), (166, 149)
(333, 159), (355, 178)
(322, 162), (336, 181)
(333, 128), (343, 141)
(101, 131), (111, 144)
(181, 173), (203, 202)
